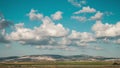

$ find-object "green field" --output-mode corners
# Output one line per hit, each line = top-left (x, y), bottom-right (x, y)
(0, 61), (120, 68)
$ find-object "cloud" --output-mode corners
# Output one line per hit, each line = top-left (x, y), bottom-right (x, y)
(7, 15), (69, 45)
(68, 30), (96, 43)
(0, 19), (13, 30)
(71, 16), (87, 22)
(90, 11), (103, 21)
(74, 6), (96, 14)
(72, 6), (99, 22)
(27, 9), (43, 21)
(6, 9), (96, 49)
(72, 7), (105, 22)
(28, 9), (63, 21)
(90, 45), (103, 50)
(3, 9), (103, 51)
(51, 11), (63, 20)
(0, 14), (13, 43)
(92, 21), (120, 39)
(40, 16), (69, 37)
(56, 30), (96, 47)
(0, 29), (10, 43)
(10, 9), (117, 48)
(114, 39), (120, 44)
(35, 45), (74, 51)
(68, 0), (86, 7)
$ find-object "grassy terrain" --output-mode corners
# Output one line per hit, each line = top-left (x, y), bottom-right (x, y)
(0, 61), (120, 68)
(1, 61), (113, 65)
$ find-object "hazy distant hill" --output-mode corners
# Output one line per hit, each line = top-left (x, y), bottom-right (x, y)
(0, 54), (119, 62)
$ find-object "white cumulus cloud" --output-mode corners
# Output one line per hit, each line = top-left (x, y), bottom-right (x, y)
(92, 21), (120, 38)
(68, 30), (96, 43)
(68, 0), (86, 7)
(7, 15), (69, 45)
(90, 11), (103, 21)
(74, 6), (96, 14)
(71, 16), (87, 22)
(27, 9), (43, 21)
(51, 11), (63, 20)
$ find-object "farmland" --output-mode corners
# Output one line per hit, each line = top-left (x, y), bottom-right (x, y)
(0, 61), (120, 68)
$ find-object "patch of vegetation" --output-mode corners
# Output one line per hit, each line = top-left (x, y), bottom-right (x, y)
(0, 61), (120, 68)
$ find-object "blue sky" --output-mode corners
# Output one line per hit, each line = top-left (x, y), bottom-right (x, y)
(0, 0), (120, 58)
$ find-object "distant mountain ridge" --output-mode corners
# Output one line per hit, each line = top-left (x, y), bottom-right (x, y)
(0, 54), (119, 62)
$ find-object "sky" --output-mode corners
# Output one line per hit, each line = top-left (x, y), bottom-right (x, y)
(0, 0), (120, 58)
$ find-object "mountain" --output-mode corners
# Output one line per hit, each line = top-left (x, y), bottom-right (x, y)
(0, 54), (119, 62)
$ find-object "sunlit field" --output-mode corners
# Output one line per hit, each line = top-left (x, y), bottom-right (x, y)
(0, 61), (120, 68)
